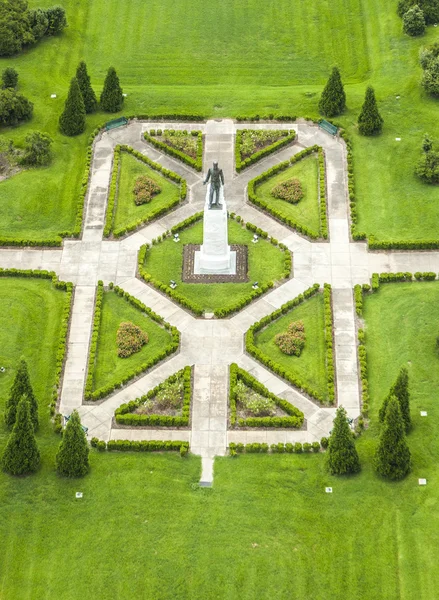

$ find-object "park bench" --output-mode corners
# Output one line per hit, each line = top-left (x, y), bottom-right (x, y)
(318, 119), (338, 136)
(105, 116), (128, 131)
(63, 414), (88, 434)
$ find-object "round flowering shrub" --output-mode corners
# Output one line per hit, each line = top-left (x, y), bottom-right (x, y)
(133, 176), (161, 205)
(116, 321), (149, 358)
(275, 320), (306, 356)
(271, 178), (304, 204)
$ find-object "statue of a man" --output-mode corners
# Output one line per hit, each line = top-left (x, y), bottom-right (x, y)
(203, 161), (224, 208)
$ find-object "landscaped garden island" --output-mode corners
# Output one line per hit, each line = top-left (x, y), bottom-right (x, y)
(1, 0), (439, 597)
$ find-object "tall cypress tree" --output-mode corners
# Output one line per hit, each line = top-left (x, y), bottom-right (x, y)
(327, 406), (361, 475)
(379, 367), (410, 432)
(375, 396), (411, 480)
(2, 397), (40, 476)
(5, 358), (38, 431)
(318, 67), (346, 118)
(56, 410), (90, 477)
(100, 66), (124, 113)
(358, 86), (383, 136)
(59, 77), (86, 136)
(76, 61), (97, 114)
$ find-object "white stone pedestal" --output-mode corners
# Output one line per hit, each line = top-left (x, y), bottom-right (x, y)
(194, 184), (236, 275)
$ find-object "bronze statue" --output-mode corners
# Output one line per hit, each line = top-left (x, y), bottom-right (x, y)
(203, 161), (224, 208)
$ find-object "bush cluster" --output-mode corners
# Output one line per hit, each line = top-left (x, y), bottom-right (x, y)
(271, 178), (303, 204)
(420, 43), (439, 97)
(229, 441), (321, 454)
(133, 175), (161, 205)
(146, 129), (203, 171)
(235, 129), (296, 172)
(416, 134), (439, 183)
(105, 439), (189, 453)
(354, 284), (363, 317)
(398, 0), (439, 23)
(323, 284), (336, 404)
(338, 130), (366, 242)
(116, 321), (149, 358)
(275, 320), (306, 356)
(403, 5), (426, 35)
(1, 67), (18, 89)
(0, 88), (33, 127)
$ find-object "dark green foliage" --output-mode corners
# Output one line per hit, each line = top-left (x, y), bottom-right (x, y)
(358, 86), (383, 136)
(22, 130), (53, 165)
(100, 66), (124, 113)
(56, 410), (90, 477)
(375, 396), (411, 480)
(76, 61), (97, 114)
(403, 5), (426, 36)
(379, 367), (411, 432)
(416, 136), (439, 183)
(327, 406), (361, 475)
(5, 359), (39, 431)
(421, 57), (439, 96)
(0, 0), (33, 57)
(0, 88), (33, 126)
(28, 8), (49, 41)
(1, 397), (40, 475)
(318, 67), (346, 118)
(398, 0), (439, 24)
(59, 77), (86, 136)
(422, 133), (433, 152)
(2, 67), (18, 89)
(45, 6), (67, 35)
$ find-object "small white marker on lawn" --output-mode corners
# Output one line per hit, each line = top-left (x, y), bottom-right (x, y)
(325, 487), (333, 493)
(419, 479), (427, 485)
(420, 411), (428, 417)
(123, 93), (128, 97)
(51, 94), (57, 99)
(395, 137), (401, 141)
(75, 492), (83, 498)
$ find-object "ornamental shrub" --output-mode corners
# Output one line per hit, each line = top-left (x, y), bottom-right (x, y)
(275, 320), (306, 356)
(0, 0), (34, 57)
(421, 56), (439, 96)
(133, 175), (161, 205)
(28, 8), (49, 41)
(403, 5), (426, 35)
(271, 178), (304, 203)
(59, 77), (86, 136)
(318, 67), (346, 118)
(415, 147), (439, 183)
(375, 396), (411, 480)
(1, 397), (40, 475)
(398, 0), (439, 24)
(358, 86), (383, 136)
(327, 406), (361, 475)
(4, 359), (39, 431)
(100, 66), (124, 112)
(56, 410), (89, 477)
(379, 367), (411, 432)
(22, 130), (53, 165)
(45, 6), (67, 35)
(76, 61), (97, 114)
(116, 321), (149, 358)
(1, 67), (18, 89)
(0, 88), (33, 126)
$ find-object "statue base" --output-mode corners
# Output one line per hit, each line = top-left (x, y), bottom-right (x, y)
(193, 249), (236, 275)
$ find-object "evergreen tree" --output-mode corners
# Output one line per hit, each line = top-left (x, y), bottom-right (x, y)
(1, 397), (40, 475)
(76, 61), (97, 114)
(422, 133), (433, 152)
(59, 77), (86, 136)
(56, 410), (89, 477)
(100, 66), (123, 113)
(1, 67), (18, 89)
(327, 406), (361, 475)
(5, 358), (38, 431)
(358, 86), (383, 136)
(403, 5), (426, 36)
(375, 396), (411, 480)
(318, 67), (346, 118)
(379, 367), (411, 432)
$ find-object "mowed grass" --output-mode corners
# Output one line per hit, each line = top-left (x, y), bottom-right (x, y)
(143, 218), (286, 313)
(112, 151), (181, 234)
(255, 155), (320, 237)
(92, 290), (172, 393)
(254, 293), (329, 401)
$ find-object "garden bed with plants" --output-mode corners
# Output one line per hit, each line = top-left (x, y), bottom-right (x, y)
(235, 129), (296, 171)
(144, 129), (203, 171)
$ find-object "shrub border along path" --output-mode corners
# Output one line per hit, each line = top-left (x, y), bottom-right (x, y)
(5, 119), (439, 484)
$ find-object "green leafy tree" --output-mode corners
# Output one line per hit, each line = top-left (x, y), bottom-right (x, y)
(416, 146), (439, 183)
(59, 77), (86, 136)
(22, 130), (53, 165)
(379, 367), (411, 432)
(45, 6), (67, 35)
(28, 8), (48, 41)
(100, 66), (124, 113)
(76, 61), (97, 114)
(375, 396), (411, 480)
(318, 67), (346, 118)
(403, 5), (426, 36)
(0, 88), (33, 126)
(422, 133), (433, 152)
(422, 57), (439, 97)
(0, 0), (34, 57)
(398, 0), (439, 24)
(327, 406), (361, 475)
(1, 397), (40, 475)
(56, 410), (90, 477)
(358, 86), (383, 136)
(1, 67), (18, 89)
(5, 359), (38, 431)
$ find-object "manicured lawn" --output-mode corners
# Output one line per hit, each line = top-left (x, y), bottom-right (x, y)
(112, 151), (181, 234)
(254, 155), (320, 237)
(92, 290), (172, 393)
(143, 218), (287, 313)
(254, 294), (329, 401)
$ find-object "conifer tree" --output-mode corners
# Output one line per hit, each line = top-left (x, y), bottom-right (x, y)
(100, 66), (124, 113)
(1, 397), (40, 475)
(327, 406), (361, 475)
(375, 396), (411, 480)
(56, 410), (89, 477)
(76, 61), (97, 114)
(59, 77), (86, 136)
(379, 367), (410, 432)
(5, 358), (38, 431)
(318, 67), (346, 118)
(358, 86), (383, 136)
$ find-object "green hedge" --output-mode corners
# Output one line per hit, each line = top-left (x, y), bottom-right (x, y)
(235, 115), (297, 122)
(235, 129), (296, 172)
(100, 439), (190, 452)
(357, 328), (369, 417)
(323, 283), (336, 404)
(229, 441), (321, 454)
(144, 130), (203, 171)
(338, 130), (366, 242)
(126, 113), (205, 121)
(103, 145), (187, 238)
(229, 363), (304, 428)
(369, 238), (439, 250)
(84, 283), (180, 401)
(115, 366), (192, 427)
(247, 145), (328, 240)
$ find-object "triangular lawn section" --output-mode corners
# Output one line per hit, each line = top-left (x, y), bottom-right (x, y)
(114, 150), (180, 234)
(92, 289), (173, 397)
(251, 292), (329, 402)
(254, 153), (320, 237)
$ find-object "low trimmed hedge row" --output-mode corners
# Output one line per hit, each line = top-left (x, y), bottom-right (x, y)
(338, 130), (366, 242)
(115, 366), (192, 427)
(91, 438), (190, 453)
(354, 284), (363, 317)
(318, 148), (329, 239)
(235, 129), (296, 172)
(144, 130), (203, 171)
(126, 113), (205, 122)
(229, 363), (304, 428)
(229, 441), (322, 454)
(104, 145), (187, 238)
(357, 328), (369, 417)
(369, 238), (439, 250)
(85, 283), (180, 401)
(323, 283), (336, 404)
(235, 115), (297, 122)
